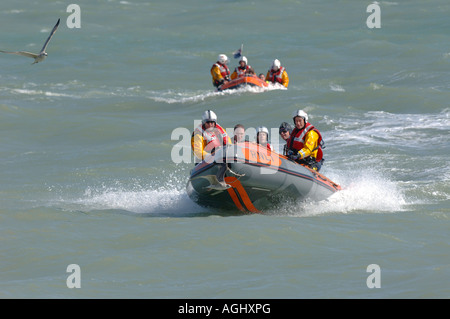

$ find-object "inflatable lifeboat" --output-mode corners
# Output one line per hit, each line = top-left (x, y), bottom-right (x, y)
(218, 74), (269, 91)
(186, 142), (341, 213)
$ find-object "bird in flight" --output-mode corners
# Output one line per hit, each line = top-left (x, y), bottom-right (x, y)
(0, 18), (60, 64)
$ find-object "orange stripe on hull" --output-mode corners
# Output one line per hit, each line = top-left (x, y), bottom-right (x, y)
(226, 187), (246, 212)
(225, 176), (261, 213)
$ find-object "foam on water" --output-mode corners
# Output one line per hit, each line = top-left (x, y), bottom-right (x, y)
(53, 163), (407, 219)
(10, 88), (79, 99)
(326, 109), (450, 149)
(299, 168), (407, 216)
(146, 83), (285, 104)
(259, 165), (408, 217)
(146, 89), (220, 104)
(329, 83), (345, 92)
(1, 80), (286, 104)
(75, 186), (201, 216)
(46, 164), (207, 217)
(46, 178), (203, 217)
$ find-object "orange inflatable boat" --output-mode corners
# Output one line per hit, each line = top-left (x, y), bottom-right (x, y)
(218, 74), (269, 91)
(187, 142), (341, 213)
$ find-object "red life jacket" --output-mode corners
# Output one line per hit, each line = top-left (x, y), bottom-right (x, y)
(193, 123), (229, 153)
(235, 65), (251, 78)
(287, 123), (323, 162)
(265, 143), (273, 151)
(212, 62), (230, 80)
(267, 66), (285, 84)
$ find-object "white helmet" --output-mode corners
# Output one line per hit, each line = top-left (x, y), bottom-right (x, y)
(202, 110), (218, 124)
(257, 126), (269, 136)
(292, 110), (308, 123)
(272, 59), (281, 70)
(239, 56), (248, 65)
(217, 54), (228, 64)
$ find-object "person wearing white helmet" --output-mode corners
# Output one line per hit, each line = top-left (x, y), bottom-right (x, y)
(191, 110), (231, 163)
(266, 59), (289, 88)
(286, 110), (324, 171)
(256, 126), (273, 151)
(230, 56), (255, 80)
(211, 54), (231, 88)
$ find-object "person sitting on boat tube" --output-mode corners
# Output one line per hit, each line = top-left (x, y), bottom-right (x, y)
(191, 110), (231, 163)
(259, 73), (269, 83)
(266, 59), (289, 88)
(211, 54), (231, 88)
(286, 110), (324, 171)
(256, 126), (273, 151)
(279, 121), (293, 155)
(230, 56), (255, 80)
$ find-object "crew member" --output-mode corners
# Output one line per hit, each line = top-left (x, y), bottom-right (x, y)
(286, 110), (324, 171)
(259, 73), (268, 83)
(256, 126), (273, 151)
(211, 54), (231, 88)
(230, 56), (255, 80)
(191, 110), (231, 163)
(279, 121), (293, 155)
(266, 59), (289, 88)
(233, 124), (246, 143)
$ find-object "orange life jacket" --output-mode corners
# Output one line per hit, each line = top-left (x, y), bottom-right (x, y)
(192, 123), (229, 153)
(287, 123), (323, 162)
(212, 62), (230, 80)
(235, 65), (251, 78)
(267, 66), (285, 84)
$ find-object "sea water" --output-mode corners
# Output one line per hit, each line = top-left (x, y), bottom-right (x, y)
(0, 0), (449, 299)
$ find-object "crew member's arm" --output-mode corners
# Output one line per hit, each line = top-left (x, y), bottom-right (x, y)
(281, 70), (289, 88)
(297, 130), (319, 159)
(211, 65), (224, 84)
(230, 70), (237, 80)
(191, 133), (207, 160)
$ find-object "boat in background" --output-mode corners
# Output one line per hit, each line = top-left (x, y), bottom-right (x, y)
(218, 74), (269, 91)
(186, 142), (341, 213)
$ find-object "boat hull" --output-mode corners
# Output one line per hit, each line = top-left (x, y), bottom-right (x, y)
(218, 75), (268, 91)
(186, 142), (341, 213)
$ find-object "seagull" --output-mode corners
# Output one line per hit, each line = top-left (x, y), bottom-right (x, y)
(0, 18), (60, 64)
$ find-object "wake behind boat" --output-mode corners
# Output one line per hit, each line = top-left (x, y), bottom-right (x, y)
(186, 142), (341, 213)
(217, 74), (268, 92)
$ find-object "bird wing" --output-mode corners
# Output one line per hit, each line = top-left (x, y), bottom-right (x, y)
(0, 50), (38, 59)
(40, 18), (60, 54)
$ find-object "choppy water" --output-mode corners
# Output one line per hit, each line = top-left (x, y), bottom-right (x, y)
(0, 0), (449, 299)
